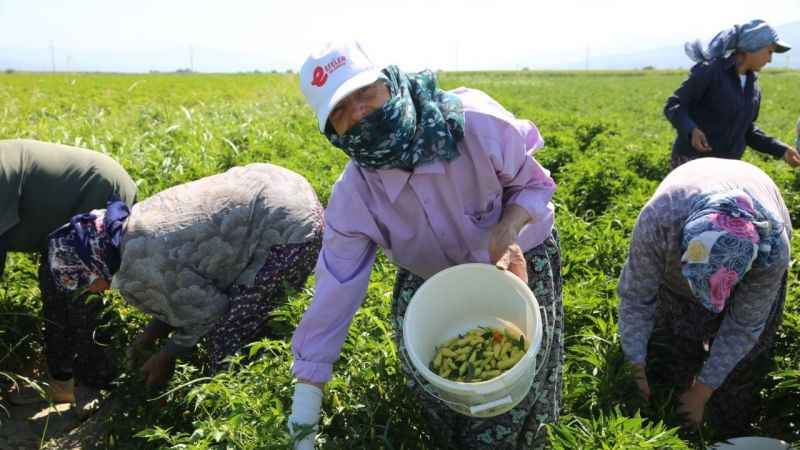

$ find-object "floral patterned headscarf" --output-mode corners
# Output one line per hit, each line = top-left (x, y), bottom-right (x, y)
(680, 189), (784, 313)
(48, 198), (130, 293)
(325, 65), (465, 170)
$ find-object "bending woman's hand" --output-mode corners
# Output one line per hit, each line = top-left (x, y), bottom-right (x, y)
(140, 350), (177, 387)
(631, 363), (651, 401)
(128, 319), (174, 371)
(127, 332), (156, 371)
(690, 128), (712, 153)
(289, 382), (324, 449)
(677, 381), (713, 427)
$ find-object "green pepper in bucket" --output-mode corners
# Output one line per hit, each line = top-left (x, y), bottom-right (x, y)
(429, 326), (528, 383)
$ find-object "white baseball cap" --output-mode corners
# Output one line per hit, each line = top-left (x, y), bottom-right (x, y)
(300, 41), (383, 132)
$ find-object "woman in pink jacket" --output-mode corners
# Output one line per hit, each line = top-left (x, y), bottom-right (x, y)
(288, 42), (562, 450)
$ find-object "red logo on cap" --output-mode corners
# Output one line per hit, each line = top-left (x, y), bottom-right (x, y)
(310, 56), (348, 88)
(311, 66), (328, 87)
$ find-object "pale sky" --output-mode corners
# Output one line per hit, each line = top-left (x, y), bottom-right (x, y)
(1, 0), (799, 72)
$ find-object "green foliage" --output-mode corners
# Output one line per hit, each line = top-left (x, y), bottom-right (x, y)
(549, 408), (690, 449)
(1, 70), (799, 448)
(0, 254), (43, 372)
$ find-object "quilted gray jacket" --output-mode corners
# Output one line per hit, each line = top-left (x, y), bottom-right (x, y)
(112, 163), (321, 353)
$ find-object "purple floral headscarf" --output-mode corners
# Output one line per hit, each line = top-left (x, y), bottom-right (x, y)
(680, 189), (783, 313)
(48, 198), (130, 293)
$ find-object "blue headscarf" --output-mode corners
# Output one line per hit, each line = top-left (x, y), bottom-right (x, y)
(48, 196), (130, 293)
(685, 19), (791, 63)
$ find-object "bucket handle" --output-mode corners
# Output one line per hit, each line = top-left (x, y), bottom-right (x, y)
(468, 395), (513, 415)
(532, 301), (554, 381)
(399, 303), (554, 414)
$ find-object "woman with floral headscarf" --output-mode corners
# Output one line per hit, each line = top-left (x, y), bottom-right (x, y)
(665, 19), (800, 170)
(0, 139), (136, 417)
(47, 163), (323, 391)
(288, 42), (561, 450)
(618, 157), (791, 435)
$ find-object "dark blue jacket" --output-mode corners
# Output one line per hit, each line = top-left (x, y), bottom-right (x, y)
(664, 55), (785, 160)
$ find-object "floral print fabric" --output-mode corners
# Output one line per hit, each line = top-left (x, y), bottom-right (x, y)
(680, 189), (784, 313)
(326, 65), (464, 170)
(47, 210), (115, 294)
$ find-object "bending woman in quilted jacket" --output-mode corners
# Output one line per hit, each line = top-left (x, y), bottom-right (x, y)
(47, 163), (323, 386)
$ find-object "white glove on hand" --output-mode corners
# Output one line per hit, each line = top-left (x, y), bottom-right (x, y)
(288, 383), (322, 450)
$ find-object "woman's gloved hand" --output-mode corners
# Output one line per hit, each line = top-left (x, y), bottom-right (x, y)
(288, 382), (323, 450)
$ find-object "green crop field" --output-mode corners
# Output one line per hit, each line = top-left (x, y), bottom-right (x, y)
(1, 70), (799, 449)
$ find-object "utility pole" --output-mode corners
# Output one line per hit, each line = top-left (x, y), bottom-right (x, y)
(585, 46), (590, 71)
(50, 41), (56, 73)
(455, 42), (459, 72)
(189, 45), (194, 72)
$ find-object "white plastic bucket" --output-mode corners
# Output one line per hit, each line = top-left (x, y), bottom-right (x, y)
(708, 437), (794, 450)
(402, 263), (543, 418)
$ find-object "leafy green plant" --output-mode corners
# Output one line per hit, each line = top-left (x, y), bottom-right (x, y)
(548, 407), (690, 450)
(1, 70), (799, 448)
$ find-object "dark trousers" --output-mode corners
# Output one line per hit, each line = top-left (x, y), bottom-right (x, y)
(206, 229), (323, 373)
(39, 253), (116, 388)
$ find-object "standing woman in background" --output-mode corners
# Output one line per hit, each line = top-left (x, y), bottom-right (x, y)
(664, 19), (800, 170)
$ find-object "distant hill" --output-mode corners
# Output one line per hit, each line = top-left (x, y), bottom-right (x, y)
(560, 21), (800, 70)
